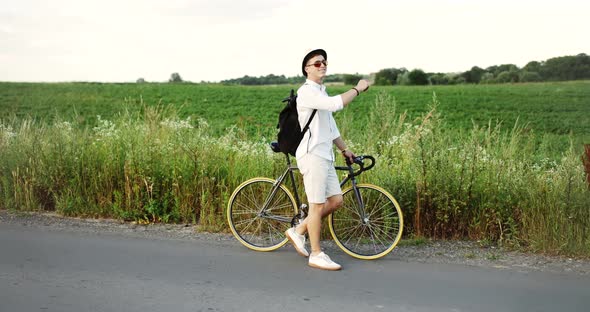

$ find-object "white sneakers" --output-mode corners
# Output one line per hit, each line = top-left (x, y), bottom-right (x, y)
(285, 227), (341, 271)
(308, 252), (341, 271)
(285, 228), (309, 257)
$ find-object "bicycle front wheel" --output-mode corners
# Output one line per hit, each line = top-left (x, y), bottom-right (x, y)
(227, 177), (298, 251)
(328, 184), (403, 260)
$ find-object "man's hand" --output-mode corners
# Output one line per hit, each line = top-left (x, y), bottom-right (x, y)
(356, 79), (370, 92)
(342, 150), (356, 164)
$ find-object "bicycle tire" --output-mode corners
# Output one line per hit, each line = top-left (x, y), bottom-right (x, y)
(328, 184), (403, 260)
(227, 177), (298, 251)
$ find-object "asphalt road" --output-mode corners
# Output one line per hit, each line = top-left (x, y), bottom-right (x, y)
(1, 223), (589, 312)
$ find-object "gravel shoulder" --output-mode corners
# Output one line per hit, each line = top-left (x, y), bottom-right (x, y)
(2, 209), (589, 276)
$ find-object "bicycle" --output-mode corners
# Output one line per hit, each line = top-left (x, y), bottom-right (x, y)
(226, 142), (403, 260)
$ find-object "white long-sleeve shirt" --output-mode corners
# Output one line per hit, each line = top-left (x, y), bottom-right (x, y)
(295, 79), (344, 161)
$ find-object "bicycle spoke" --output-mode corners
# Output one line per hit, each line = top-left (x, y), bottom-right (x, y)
(227, 178), (297, 250)
(233, 216), (258, 227)
(232, 202), (259, 214)
(339, 220), (362, 238)
(233, 200), (261, 216)
(330, 185), (403, 259)
(231, 210), (258, 216)
(239, 217), (260, 235)
(244, 185), (259, 207)
(366, 200), (392, 221)
(343, 223), (364, 247)
(366, 223), (390, 252)
(367, 211), (397, 239)
(247, 221), (262, 242)
(266, 202), (293, 214)
(340, 203), (362, 219)
(266, 220), (285, 239)
(266, 223), (275, 245)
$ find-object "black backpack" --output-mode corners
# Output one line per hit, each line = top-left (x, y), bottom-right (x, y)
(277, 89), (317, 156)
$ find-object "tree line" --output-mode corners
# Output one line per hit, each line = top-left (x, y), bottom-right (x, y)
(219, 73), (346, 85)
(218, 53), (590, 86)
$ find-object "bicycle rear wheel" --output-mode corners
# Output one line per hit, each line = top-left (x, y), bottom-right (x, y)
(227, 177), (298, 251)
(328, 184), (403, 260)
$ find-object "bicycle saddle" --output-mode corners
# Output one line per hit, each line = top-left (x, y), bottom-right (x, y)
(270, 141), (282, 153)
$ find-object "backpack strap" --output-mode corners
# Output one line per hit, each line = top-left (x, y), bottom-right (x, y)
(300, 83), (318, 134)
(301, 109), (317, 134)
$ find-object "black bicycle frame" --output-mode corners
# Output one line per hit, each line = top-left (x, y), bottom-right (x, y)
(259, 153), (369, 226)
(258, 154), (303, 224)
(335, 162), (367, 222)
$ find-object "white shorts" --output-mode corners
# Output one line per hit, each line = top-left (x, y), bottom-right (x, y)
(297, 153), (342, 204)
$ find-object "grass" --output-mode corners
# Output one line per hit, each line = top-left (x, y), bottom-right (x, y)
(464, 253), (477, 259)
(1, 81), (589, 256)
(398, 236), (429, 247)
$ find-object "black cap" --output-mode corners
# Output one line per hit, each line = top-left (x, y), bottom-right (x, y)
(302, 49), (327, 77)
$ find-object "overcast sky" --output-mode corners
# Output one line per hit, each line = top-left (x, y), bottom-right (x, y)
(1, 0), (588, 82)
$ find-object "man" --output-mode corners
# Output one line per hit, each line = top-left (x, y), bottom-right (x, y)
(285, 49), (369, 270)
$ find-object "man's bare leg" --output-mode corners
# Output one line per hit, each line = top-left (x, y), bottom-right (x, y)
(295, 194), (343, 237)
(306, 202), (323, 255)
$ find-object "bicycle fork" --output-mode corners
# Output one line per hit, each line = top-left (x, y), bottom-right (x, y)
(348, 170), (369, 225)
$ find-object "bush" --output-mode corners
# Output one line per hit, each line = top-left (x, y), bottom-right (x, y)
(397, 72), (411, 85)
(519, 71), (542, 82)
(496, 71), (519, 83)
(408, 69), (429, 85)
(444, 74), (466, 85)
(374, 68), (404, 86)
(169, 73), (183, 83)
(462, 66), (485, 84)
(429, 73), (449, 85)
(480, 72), (496, 84)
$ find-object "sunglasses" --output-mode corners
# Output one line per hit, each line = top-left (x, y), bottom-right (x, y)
(306, 60), (328, 68)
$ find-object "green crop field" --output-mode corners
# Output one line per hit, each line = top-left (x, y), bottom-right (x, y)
(1, 81), (589, 142)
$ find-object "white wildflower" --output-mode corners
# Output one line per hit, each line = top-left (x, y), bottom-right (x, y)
(0, 124), (16, 141)
(196, 117), (209, 129)
(388, 136), (400, 145)
(55, 121), (72, 132)
(160, 117), (194, 131)
(93, 115), (119, 140)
